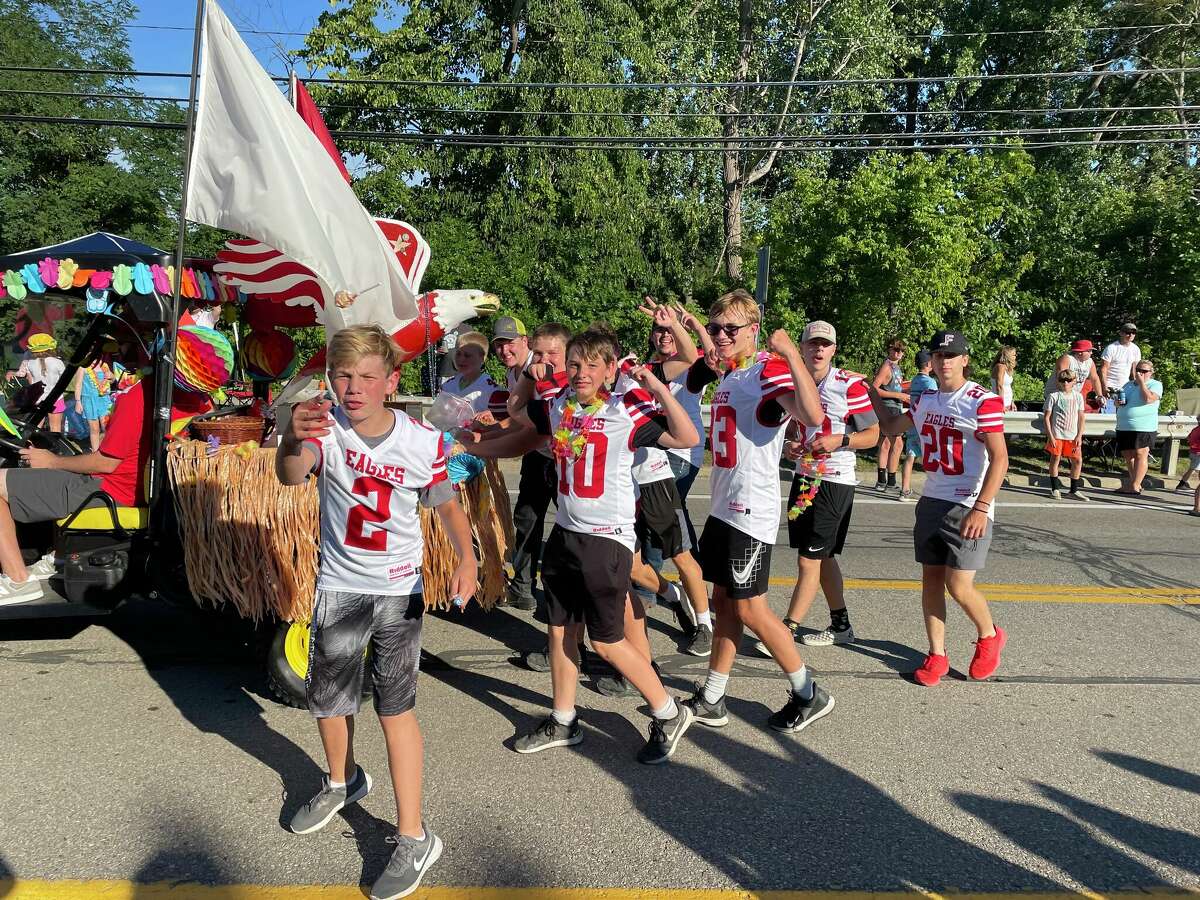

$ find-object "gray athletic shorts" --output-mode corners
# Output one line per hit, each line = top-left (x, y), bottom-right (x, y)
(306, 590), (424, 719)
(913, 496), (992, 571)
(6, 469), (102, 522)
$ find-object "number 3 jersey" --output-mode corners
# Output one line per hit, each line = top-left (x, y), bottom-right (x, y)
(911, 381), (1004, 515)
(688, 355), (796, 544)
(528, 389), (668, 550)
(306, 408), (448, 595)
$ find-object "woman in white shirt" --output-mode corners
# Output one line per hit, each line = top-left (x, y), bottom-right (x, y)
(990, 346), (1017, 412)
(6, 333), (66, 432)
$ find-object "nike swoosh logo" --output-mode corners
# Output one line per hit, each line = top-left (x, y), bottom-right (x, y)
(807, 546), (825, 553)
(730, 544), (763, 586)
(413, 845), (430, 869)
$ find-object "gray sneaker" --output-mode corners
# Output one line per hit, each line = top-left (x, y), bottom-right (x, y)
(636, 703), (695, 765)
(682, 684), (728, 728)
(802, 625), (855, 646)
(685, 624), (713, 657)
(289, 765), (372, 834)
(514, 716), (582, 754)
(370, 824), (443, 900)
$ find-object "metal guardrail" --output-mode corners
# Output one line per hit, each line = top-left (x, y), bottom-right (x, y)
(393, 396), (1198, 476)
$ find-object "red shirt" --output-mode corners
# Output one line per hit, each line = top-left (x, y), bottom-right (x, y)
(98, 380), (209, 506)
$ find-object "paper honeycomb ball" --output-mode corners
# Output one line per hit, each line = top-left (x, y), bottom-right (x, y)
(242, 328), (298, 382)
(174, 325), (234, 394)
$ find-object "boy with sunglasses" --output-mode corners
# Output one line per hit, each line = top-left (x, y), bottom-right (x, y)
(682, 290), (834, 734)
(1043, 369), (1088, 501)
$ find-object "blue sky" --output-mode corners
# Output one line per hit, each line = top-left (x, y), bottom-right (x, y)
(128, 0), (338, 97)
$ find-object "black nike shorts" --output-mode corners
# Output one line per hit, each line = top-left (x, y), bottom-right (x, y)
(541, 525), (634, 644)
(698, 515), (772, 600)
(635, 478), (690, 560)
(787, 479), (854, 558)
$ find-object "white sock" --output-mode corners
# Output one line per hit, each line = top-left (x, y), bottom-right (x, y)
(652, 697), (678, 721)
(701, 670), (729, 704)
(328, 778), (346, 790)
(787, 666), (814, 700)
(551, 707), (577, 726)
(696, 610), (713, 628)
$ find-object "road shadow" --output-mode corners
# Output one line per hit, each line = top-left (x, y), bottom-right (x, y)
(0, 851), (12, 899)
(423, 658), (1064, 891)
(1094, 750), (1200, 795)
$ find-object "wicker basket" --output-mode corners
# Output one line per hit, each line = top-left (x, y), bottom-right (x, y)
(190, 416), (265, 445)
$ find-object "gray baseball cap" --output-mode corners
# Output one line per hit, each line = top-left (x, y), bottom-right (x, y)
(801, 320), (837, 343)
(491, 316), (527, 343)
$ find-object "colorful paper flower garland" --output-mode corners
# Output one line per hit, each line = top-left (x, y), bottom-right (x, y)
(0, 256), (240, 303)
(551, 393), (608, 461)
(787, 450), (829, 520)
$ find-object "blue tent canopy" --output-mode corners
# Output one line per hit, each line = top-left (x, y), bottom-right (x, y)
(0, 231), (174, 272)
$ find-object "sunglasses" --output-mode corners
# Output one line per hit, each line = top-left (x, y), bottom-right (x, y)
(1058, 375), (1076, 382)
(651, 326), (672, 335)
(1122, 330), (1137, 335)
(705, 322), (751, 338)
(1136, 368), (1152, 374)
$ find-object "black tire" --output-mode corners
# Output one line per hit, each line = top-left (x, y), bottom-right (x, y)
(267, 621), (308, 709)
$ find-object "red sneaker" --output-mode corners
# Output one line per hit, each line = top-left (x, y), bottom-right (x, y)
(969, 626), (1007, 680)
(913, 653), (949, 686)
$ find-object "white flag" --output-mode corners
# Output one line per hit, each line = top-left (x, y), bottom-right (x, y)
(185, 0), (416, 331)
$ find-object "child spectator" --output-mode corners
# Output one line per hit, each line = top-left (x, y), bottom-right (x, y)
(1174, 424), (1200, 493)
(438, 331), (500, 415)
(898, 351), (936, 501)
(7, 333), (65, 432)
(1043, 370), (1088, 501)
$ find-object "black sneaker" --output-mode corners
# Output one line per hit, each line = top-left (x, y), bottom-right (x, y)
(685, 624), (713, 657)
(682, 684), (728, 728)
(595, 660), (660, 698)
(507, 588), (536, 611)
(636, 703), (695, 765)
(524, 647), (551, 672)
(767, 683), (835, 734)
(514, 716), (583, 753)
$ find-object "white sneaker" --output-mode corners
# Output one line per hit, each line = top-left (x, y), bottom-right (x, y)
(27, 554), (57, 580)
(802, 625), (856, 646)
(0, 575), (44, 607)
(1067, 490), (1090, 502)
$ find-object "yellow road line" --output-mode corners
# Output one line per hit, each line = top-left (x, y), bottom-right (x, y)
(4, 884), (1197, 900)
(660, 573), (1200, 604)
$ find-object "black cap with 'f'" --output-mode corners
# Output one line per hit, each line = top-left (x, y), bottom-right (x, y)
(928, 330), (971, 355)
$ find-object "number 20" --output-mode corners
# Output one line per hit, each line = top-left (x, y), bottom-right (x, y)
(920, 424), (964, 475)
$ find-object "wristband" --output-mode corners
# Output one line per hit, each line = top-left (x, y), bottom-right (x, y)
(840, 433), (851, 449)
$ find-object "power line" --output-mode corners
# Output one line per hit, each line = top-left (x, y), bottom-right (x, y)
(3, 113), (1193, 150)
(3, 64), (1198, 91)
(0, 88), (185, 104)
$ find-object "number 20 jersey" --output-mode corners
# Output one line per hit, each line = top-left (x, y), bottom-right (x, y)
(688, 356), (795, 544)
(911, 381), (1004, 516)
(308, 408), (447, 595)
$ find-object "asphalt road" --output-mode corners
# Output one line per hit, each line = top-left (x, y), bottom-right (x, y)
(1, 474), (1198, 897)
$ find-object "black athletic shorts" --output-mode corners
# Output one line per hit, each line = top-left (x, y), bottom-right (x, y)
(635, 478), (690, 560)
(540, 525), (633, 644)
(787, 479), (854, 558)
(1115, 429), (1155, 452)
(698, 515), (772, 600)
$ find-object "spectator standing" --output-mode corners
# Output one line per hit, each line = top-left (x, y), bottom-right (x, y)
(7, 333), (66, 432)
(990, 346), (1017, 412)
(1043, 370), (1088, 501)
(872, 339), (907, 494)
(1099, 324), (1141, 412)
(898, 351), (937, 501)
(1114, 360), (1162, 495)
(1045, 339), (1104, 411)
(1174, 424), (1200, 493)
(73, 348), (117, 451)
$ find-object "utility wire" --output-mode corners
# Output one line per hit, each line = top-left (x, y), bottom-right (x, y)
(3, 64), (1198, 90)
(4, 89), (1195, 121)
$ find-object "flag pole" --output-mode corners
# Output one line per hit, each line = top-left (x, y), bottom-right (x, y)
(149, 0), (205, 515)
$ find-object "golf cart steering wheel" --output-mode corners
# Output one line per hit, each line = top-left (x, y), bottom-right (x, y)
(0, 424), (78, 465)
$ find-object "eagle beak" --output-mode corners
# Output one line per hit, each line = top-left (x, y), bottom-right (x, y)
(473, 292), (501, 314)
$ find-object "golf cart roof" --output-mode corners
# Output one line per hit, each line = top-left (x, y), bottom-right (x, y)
(0, 232), (173, 271)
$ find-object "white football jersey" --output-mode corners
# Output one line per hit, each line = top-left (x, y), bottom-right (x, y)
(688, 355), (795, 544)
(308, 408), (447, 595)
(615, 369), (675, 486)
(911, 381), (1005, 516)
(439, 372), (501, 415)
(530, 388), (666, 549)
(793, 368), (876, 486)
(654, 354), (705, 468)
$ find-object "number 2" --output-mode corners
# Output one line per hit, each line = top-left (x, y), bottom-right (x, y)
(920, 424), (964, 475)
(344, 476), (394, 551)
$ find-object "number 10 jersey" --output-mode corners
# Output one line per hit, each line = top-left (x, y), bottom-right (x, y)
(308, 408), (448, 595)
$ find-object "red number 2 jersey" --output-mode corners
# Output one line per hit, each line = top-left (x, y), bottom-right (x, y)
(911, 381), (1004, 515)
(307, 409), (447, 595)
(529, 389), (667, 550)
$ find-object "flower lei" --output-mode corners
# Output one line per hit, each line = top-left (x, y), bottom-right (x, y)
(551, 391), (609, 461)
(726, 349), (772, 373)
(787, 450), (829, 520)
